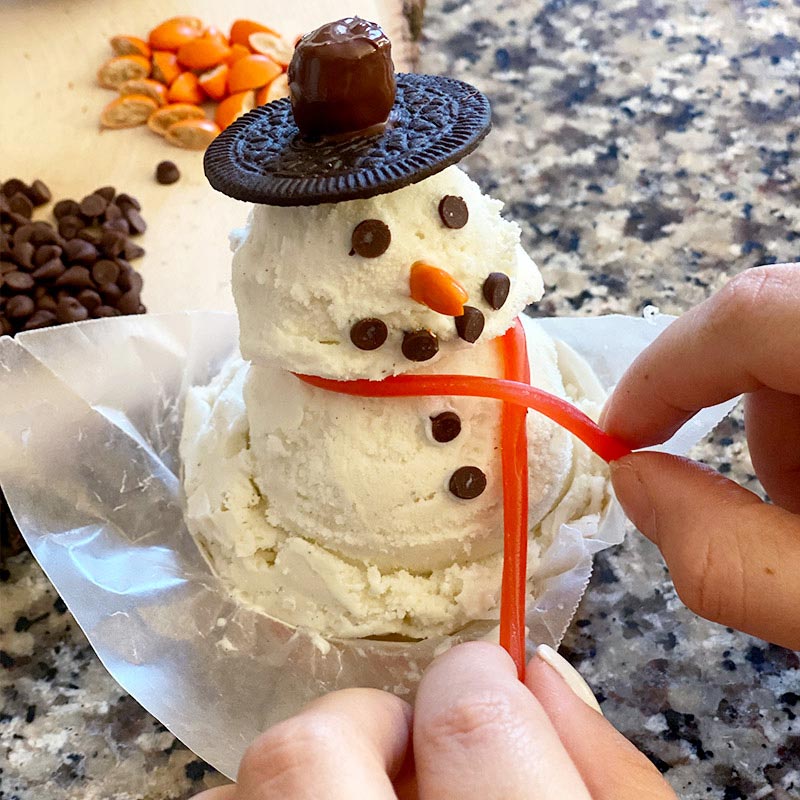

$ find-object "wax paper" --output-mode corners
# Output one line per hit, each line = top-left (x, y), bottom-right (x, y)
(0, 311), (736, 779)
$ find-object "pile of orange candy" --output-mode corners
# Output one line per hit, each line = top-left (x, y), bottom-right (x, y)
(97, 17), (293, 150)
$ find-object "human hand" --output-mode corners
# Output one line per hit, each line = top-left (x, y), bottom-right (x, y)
(190, 641), (675, 799)
(602, 264), (800, 650)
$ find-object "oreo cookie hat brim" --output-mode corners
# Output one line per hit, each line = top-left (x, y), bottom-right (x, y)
(204, 73), (492, 207)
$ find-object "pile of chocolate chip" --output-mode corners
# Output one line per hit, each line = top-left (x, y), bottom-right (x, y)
(0, 178), (147, 336)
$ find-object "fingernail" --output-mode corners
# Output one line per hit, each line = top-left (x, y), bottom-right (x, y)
(535, 645), (603, 715)
(609, 456), (657, 542)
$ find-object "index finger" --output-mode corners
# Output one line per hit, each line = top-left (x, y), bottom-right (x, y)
(603, 264), (800, 447)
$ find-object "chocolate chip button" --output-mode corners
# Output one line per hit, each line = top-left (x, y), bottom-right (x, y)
(350, 219), (391, 258)
(350, 317), (388, 350)
(438, 195), (469, 229)
(482, 272), (510, 310)
(454, 306), (485, 343)
(449, 466), (486, 499)
(430, 411), (461, 443)
(402, 329), (439, 361)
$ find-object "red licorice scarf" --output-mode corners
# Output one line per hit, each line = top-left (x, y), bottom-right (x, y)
(296, 318), (630, 679)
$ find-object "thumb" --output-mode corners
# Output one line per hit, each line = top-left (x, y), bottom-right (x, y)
(611, 451), (800, 650)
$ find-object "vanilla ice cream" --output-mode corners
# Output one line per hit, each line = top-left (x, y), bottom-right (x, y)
(181, 165), (610, 639)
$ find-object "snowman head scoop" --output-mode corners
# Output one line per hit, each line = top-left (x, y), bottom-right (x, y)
(205, 17), (545, 380)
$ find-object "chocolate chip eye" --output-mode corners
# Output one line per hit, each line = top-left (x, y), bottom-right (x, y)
(449, 466), (486, 499)
(438, 195), (468, 229)
(482, 272), (510, 310)
(402, 329), (439, 361)
(350, 219), (391, 257)
(454, 306), (485, 343)
(350, 317), (388, 350)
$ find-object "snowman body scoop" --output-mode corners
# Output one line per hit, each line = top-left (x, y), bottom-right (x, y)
(183, 18), (611, 641)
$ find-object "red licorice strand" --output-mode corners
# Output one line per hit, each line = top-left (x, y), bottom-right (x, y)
(295, 374), (631, 463)
(499, 319), (530, 680)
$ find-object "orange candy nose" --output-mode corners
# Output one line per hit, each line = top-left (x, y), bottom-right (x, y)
(409, 261), (468, 316)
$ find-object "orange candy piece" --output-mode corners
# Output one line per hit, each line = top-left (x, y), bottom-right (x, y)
(165, 118), (220, 150)
(229, 19), (279, 47)
(226, 43), (252, 65)
(215, 90), (255, 130)
(148, 16), (203, 52)
(255, 73), (289, 105)
(118, 78), (168, 106)
(167, 72), (204, 104)
(248, 31), (294, 67)
(227, 54), (282, 93)
(151, 51), (181, 85)
(97, 55), (151, 89)
(100, 94), (159, 129)
(110, 35), (151, 59)
(409, 261), (469, 316)
(198, 64), (229, 101)
(147, 103), (205, 136)
(177, 35), (231, 71)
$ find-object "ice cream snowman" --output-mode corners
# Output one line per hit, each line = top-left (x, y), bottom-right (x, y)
(186, 18), (619, 671)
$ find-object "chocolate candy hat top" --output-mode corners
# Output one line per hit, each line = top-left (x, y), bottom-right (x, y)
(204, 17), (491, 207)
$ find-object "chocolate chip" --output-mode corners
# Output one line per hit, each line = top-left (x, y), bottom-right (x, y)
(56, 296), (89, 323)
(122, 240), (145, 260)
(454, 306), (485, 343)
(117, 267), (143, 293)
(29, 222), (62, 247)
(117, 290), (141, 315)
(114, 193), (140, 211)
(34, 245), (62, 267)
(78, 227), (104, 246)
(402, 329), (439, 361)
(438, 195), (469, 229)
(99, 283), (122, 304)
(0, 260), (16, 275)
(58, 215), (83, 240)
(55, 266), (93, 288)
(12, 224), (35, 246)
(6, 295), (34, 318)
(6, 212), (31, 230)
(53, 199), (80, 220)
(62, 239), (98, 266)
(12, 242), (35, 270)
(350, 317), (388, 350)
(36, 295), (58, 312)
(101, 229), (127, 257)
(32, 258), (65, 281)
(79, 193), (108, 219)
(23, 310), (57, 330)
(93, 305), (121, 318)
(25, 180), (51, 207)
(2, 179), (28, 198)
(122, 207), (146, 235)
(156, 161), (180, 185)
(9, 193), (33, 219)
(103, 217), (130, 235)
(76, 289), (102, 311)
(91, 259), (119, 285)
(94, 186), (116, 203)
(350, 219), (390, 258)
(103, 203), (123, 223)
(449, 465), (486, 499)
(4, 271), (35, 292)
(0, 316), (12, 335)
(430, 411), (461, 443)
(482, 272), (510, 310)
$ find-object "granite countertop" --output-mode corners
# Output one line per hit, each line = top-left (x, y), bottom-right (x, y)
(2, 1), (799, 798)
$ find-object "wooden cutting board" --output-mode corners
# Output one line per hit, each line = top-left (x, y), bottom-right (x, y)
(0, 0), (415, 313)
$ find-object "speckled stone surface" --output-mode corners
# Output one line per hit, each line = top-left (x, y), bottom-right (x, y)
(2, 0), (800, 798)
